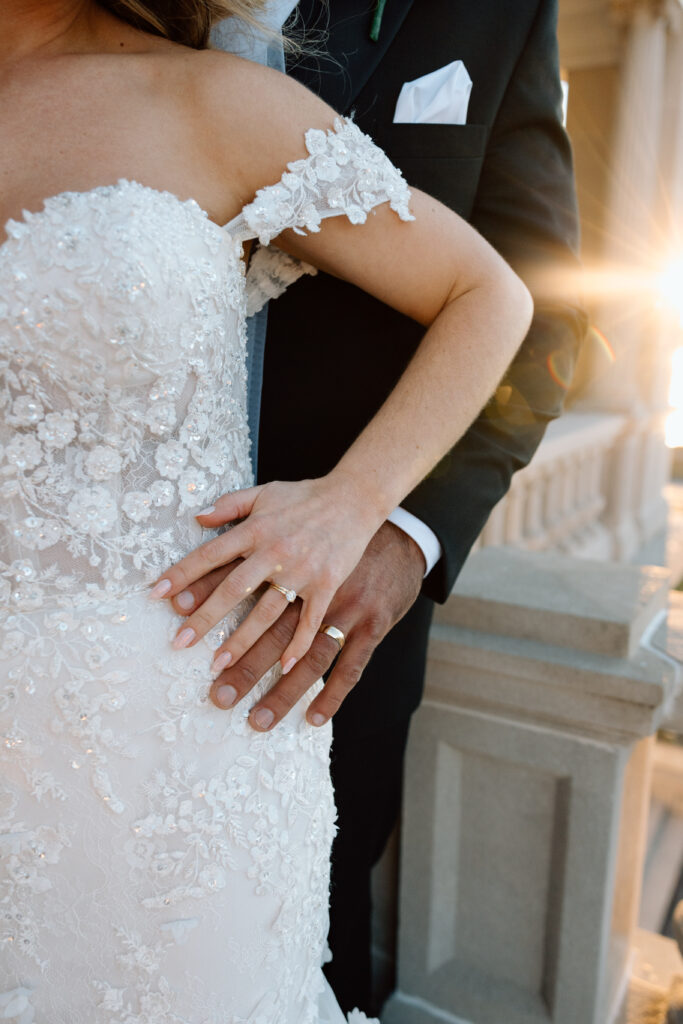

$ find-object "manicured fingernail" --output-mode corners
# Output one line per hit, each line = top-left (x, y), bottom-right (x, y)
(176, 590), (195, 611)
(282, 657), (296, 675)
(197, 505), (215, 518)
(172, 627), (196, 650)
(216, 683), (237, 708)
(149, 579), (172, 600)
(310, 712), (327, 727)
(252, 707), (274, 730)
(212, 651), (232, 675)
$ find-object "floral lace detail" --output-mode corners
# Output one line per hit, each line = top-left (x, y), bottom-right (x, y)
(1, 121), (410, 1021)
(245, 246), (317, 317)
(0, 181), (251, 612)
(231, 118), (414, 246)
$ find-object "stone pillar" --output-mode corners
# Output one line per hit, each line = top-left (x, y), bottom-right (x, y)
(577, 1), (673, 558)
(383, 548), (680, 1024)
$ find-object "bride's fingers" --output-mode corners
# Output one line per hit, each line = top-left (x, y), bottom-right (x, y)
(279, 594), (330, 674)
(170, 562), (241, 616)
(170, 555), (273, 648)
(150, 521), (252, 599)
(194, 486), (265, 526)
(210, 588), (290, 674)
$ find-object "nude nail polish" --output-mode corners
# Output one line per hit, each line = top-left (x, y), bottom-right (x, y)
(282, 658), (296, 675)
(310, 713), (327, 727)
(212, 651), (232, 675)
(172, 627), (195, 650)
(149, 579), (172, 600)
(197, 505), (215, 517)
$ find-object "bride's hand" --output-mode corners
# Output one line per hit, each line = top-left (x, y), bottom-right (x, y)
(149, 476), (382, 675)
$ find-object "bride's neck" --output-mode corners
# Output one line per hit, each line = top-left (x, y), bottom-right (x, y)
(0, 0), (96, 64)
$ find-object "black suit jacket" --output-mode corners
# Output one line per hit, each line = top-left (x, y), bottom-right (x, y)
(258, 0), (587, 728)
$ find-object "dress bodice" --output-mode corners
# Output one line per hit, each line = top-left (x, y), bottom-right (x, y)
(0, 119), (413, 614)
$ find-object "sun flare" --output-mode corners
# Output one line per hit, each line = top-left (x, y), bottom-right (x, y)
(657, 254), (683, 327)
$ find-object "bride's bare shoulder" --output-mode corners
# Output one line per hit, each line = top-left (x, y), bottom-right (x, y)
(173, 47), (339, 196)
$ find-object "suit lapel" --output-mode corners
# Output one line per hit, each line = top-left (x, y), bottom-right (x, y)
(290, 0), (416, 112)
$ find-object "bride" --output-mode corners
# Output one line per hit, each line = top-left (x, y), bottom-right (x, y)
(0, 1), (532, 1021)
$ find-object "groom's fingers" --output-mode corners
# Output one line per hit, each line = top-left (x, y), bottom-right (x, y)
(247, 624), (348, 730)
(304, 633), (377, 726)
(209, 601), (300, 709)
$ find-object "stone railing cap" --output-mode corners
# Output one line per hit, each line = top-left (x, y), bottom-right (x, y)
(440, 548), (670, 659)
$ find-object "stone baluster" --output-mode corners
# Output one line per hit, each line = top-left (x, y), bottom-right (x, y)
(503, 478), (525, 547)
(383, 548), (680, 1024)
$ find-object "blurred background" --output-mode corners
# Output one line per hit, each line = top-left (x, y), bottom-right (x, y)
(376, 3), (683, 1023)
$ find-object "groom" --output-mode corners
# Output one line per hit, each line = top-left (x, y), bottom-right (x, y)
(185, 0), (587, 1013)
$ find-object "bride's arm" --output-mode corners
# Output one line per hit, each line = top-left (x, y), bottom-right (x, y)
(151, 56), (533, 676)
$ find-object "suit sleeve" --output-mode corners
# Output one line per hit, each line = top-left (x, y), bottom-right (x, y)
(401, 0), (588, 602)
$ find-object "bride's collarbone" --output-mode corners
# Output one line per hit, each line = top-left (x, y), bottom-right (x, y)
(0, 56), (247, 231)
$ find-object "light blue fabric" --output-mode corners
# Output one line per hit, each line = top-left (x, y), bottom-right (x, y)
(245, 306), (268, 476)
(212, 2), (297, 477)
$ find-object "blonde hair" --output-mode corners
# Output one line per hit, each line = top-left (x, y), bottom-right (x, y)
(100, 0), (272, 50)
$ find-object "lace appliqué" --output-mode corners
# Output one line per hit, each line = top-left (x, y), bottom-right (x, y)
(0, 182), (252, 612)
(233, 117), (414, 246)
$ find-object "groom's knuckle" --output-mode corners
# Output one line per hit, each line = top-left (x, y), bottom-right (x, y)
(304, 644), (332, 677)
(338, 663), (363, 690)
(268, 687), (297, 716)
(320, 689), (345, 713)
(270, 615), (297, 649)
(363, 614), (386, 644)
(234, 661), (259, 690)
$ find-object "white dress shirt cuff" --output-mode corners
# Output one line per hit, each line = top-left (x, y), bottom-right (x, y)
(386, 507), (443, 577)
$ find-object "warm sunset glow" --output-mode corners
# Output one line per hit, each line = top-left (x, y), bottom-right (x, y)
(656, 255), (683, 326)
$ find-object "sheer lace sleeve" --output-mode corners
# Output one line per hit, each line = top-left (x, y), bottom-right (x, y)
(228, 117), (415, 247)
(233, 117), (414, 315)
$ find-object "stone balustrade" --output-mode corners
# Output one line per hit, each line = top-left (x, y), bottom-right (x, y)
(382, 549), (682, 1024)
(475, 411), (629, 560)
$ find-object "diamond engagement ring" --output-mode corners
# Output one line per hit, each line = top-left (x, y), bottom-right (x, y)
(319, 624), (346, 651)
(269, 583), (297, 603)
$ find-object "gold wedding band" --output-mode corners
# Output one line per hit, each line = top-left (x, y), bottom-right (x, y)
(319, 624), (346, 651)
(269, 582), (297, 603)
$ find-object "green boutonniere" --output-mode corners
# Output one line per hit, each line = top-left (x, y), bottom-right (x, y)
(370, 0), (388, 42)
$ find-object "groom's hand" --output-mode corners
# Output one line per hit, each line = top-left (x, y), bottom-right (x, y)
(171, 522), (425, 730)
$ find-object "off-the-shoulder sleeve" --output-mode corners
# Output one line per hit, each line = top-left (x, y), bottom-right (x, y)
(228, 117), (415, 247)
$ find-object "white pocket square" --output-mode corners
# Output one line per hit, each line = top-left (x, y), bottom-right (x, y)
(393, 60), (472, 126)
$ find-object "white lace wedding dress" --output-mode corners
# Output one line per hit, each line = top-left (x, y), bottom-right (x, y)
(0, 119), (413, 1024)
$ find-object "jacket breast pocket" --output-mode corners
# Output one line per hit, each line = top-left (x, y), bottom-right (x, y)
(377, 123), (489, 220)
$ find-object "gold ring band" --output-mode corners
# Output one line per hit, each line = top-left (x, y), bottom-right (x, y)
(319, 624), (346, 651)
(269, 583), (297, 603)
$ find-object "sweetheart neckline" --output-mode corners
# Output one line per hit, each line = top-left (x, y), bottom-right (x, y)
(0, 178), (242, 255)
